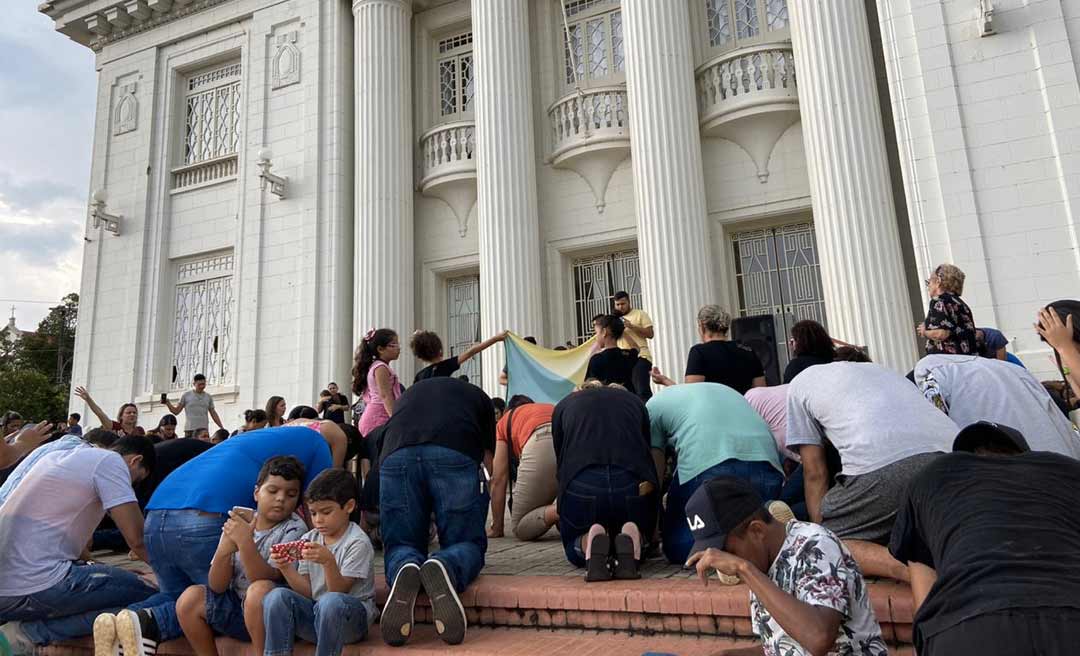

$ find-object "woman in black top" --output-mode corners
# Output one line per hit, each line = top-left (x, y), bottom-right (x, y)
(783, 319), (836, 383)
(918, 263), (977, 355)
(652, 305), (765, 394)
(411, 329), (507, 383)
(584, 315), (638, 394)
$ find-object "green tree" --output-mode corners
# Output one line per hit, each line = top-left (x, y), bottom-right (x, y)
(0, 369), (66, 422)
(14, 293), (78, 388)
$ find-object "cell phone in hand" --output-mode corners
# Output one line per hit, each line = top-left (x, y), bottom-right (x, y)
(230, 506), (255, 522)
(160, 393), (167, 404)
(271, 540), (306, 564)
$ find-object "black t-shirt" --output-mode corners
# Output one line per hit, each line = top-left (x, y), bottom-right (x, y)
(551, 387), (657, 491)
(782, 354), (832, 384)
(318, 393), (350, 423)
(684, 341), (764, 393)
(136, 438), (214, 507)
(378, 377), (495, 465)
(414, 356), (462, 383)
(584, 348), (638, 394)
(889, 451), (1080, 641)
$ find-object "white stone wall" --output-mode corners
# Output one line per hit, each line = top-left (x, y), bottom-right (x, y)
(69, 0), (354, 430)
(878, 0), (1080, 377)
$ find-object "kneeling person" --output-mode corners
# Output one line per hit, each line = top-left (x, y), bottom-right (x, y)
(175, 456), (308, 656)
(686, 477), (886, 656)
(263, 469), (376, 656)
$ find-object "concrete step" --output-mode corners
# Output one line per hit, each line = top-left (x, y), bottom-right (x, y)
(40, 625), (917, 656)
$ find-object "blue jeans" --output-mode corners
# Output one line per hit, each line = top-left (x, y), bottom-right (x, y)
(558, 465), (658, 568)
(0, 563), (156, 645)
(206, 588), (250, 641)
(263, 588), (368, 656)
(661, 460), (784, 565)
(128, 509), (226, 641)
(380, 444), (488, 592)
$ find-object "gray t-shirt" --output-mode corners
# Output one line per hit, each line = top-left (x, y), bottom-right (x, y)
(0, 448), (136, 596)
(180, 389), (215, 432)
(297, 522), (377, 621)
(231, 513), (307, 598)
(915, 354), (1080, 459)
(786, 362), (957, 477)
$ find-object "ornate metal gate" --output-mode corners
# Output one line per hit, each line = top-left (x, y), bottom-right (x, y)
(572, 250), (641, 344)
(447, 275), (482, 385)
(731, 223), (826, 368)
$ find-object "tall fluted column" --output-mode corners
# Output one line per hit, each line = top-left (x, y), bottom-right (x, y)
(789, 1), (916, 370)
(473, 0), (545, 392)
(353, 0), (414, 380)
(621, 0), (715, 379)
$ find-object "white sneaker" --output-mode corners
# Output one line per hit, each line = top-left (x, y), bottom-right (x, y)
(0, 621), (36, 656)
(93, 612), (120, 656)
(767, 500), (795, 525)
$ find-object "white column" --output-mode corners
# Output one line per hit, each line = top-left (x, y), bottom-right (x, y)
(789, 1), (916, 370)
(353, 0), (414, 380)
(473, 0), (545, 392)
(621, 0), (715, 378)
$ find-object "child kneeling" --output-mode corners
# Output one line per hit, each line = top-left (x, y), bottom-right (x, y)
(264, 468), (376, 655)
(176, 456), (308, 655)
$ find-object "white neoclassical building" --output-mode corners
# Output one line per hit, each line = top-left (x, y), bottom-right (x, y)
(41, 0), (1080, 425)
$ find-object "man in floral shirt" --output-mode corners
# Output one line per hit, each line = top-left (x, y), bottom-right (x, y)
(685, 477), (886, 656)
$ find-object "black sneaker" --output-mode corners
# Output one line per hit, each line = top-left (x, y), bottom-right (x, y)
(420, 558), (467, 645)
(115, 609), (158, 656)
(381, 562), (421, 647)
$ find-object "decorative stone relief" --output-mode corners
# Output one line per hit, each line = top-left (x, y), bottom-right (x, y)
(113, 82), (138, 135)
(272, 31), (301, 90)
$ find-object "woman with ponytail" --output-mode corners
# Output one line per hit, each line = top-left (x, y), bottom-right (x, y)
(353, 328), (402, 438)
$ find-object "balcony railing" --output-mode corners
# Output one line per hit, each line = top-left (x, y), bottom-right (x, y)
(420, 121), (476, 187)
(548, 86), (629, 160)
(171, 153), (238, 192)
(697, 44), (798, 132)
(696, 44), (800, 182)
(418, 121), (477, 236)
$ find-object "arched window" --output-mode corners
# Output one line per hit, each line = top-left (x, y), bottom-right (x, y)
(705, 0), (789, 52)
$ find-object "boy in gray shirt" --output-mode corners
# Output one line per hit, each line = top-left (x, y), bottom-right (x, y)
(170, 456), (308, 655)
(265, 469), (375, 656)
(164, 373), (225, 436)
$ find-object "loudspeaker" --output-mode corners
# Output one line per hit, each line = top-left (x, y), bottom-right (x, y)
(731, 314), (781, 386)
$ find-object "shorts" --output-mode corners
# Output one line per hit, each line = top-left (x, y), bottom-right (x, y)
(821, 452), (941, 544)
(206, 588), (252, 641)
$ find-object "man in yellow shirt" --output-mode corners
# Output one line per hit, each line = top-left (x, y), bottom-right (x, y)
(613, 291), (654, 401)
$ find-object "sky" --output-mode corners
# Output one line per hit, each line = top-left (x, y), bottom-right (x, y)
(2, 3), (96, 331)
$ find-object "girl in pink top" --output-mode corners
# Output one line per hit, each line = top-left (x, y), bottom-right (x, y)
(354, 328), (402, 439)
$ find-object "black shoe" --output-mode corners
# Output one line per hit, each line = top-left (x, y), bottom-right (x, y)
(612, 533), (641, 580)
(584, 532), (612, 582)
(115, 610), (158, 656)
(420, 558), (467, 645)
(381, 562), (421, 647)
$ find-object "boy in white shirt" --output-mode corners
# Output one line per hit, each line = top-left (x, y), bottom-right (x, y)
(264, 469), (375, 656)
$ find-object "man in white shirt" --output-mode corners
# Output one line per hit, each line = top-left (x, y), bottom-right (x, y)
(0, 435), (158, 652)
(164, 373), (225, 437)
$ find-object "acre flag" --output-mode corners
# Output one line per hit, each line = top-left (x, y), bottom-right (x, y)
(504, 333), (597, 404)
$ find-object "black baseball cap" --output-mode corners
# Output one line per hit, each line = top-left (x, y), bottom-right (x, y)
(952, 421), (1030, 454)
(684, 477), (765, 557)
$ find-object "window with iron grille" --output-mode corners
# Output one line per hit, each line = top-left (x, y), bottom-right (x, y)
(183, 62), (242, 165)
(171, 252), (235, 390)
(447, 275), (482, 385)
(705, 0), (789, 51)
(571, 250), (641, 344)
(561, 0), (624, 88)
(437, 31), (475, 119)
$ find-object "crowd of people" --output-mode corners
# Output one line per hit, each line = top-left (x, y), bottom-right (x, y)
(1, 262), (1080, 656)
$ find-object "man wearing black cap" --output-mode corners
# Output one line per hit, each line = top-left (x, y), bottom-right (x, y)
(685, 477), (886, 656)
(888, 421), (1080, 655)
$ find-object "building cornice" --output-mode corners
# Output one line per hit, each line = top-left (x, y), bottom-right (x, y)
(39, 0), (233, 51)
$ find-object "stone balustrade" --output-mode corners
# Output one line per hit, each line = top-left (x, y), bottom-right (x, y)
(171, 153), (238, 192)
(419, 121), (476, 186)
(548, 86), (629, 160)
